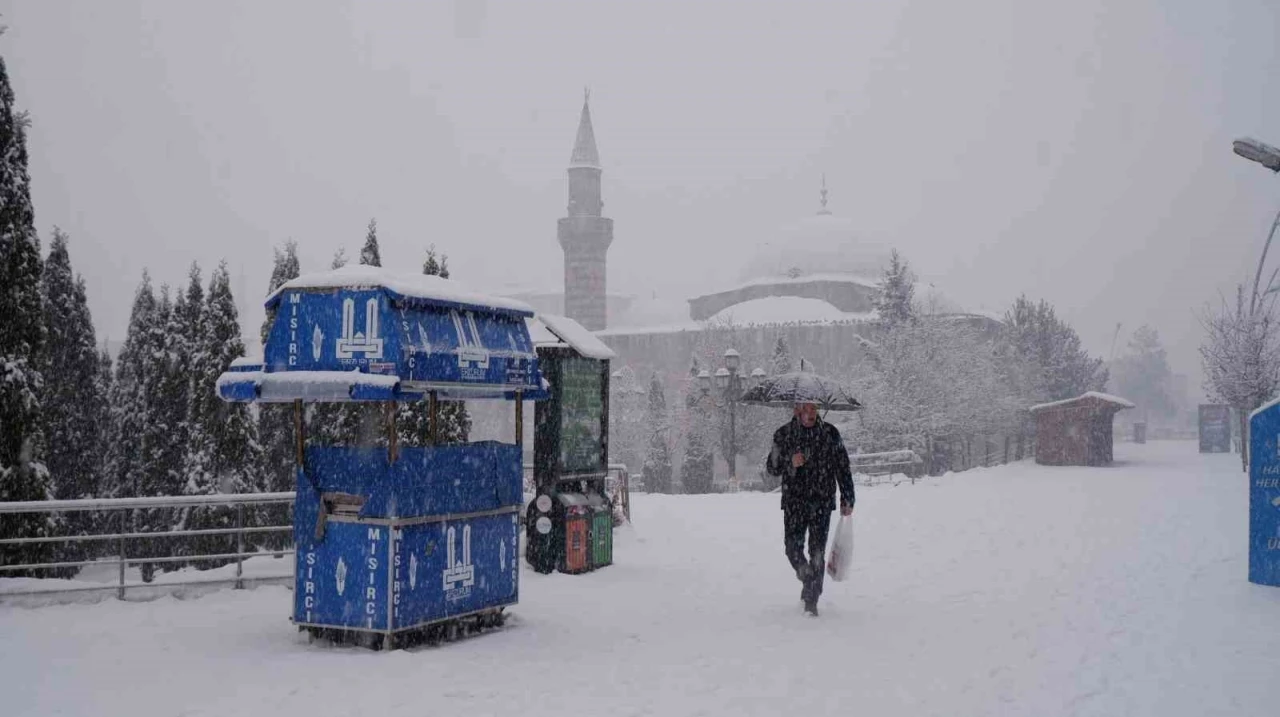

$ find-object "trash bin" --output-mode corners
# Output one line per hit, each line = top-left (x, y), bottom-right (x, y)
(525, 492), (558, 574)
(1134, 422), (1147, 444)
(557, 493), (591, 574)
(585, 491), (613, 569)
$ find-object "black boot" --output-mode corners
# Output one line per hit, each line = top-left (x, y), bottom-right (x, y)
(804, 600), (819, 617)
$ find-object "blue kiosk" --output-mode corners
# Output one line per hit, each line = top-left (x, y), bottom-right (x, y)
(217, 266), (548, 648)
(1247, 401), (1280, 587)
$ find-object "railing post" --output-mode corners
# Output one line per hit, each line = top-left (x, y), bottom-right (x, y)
(235, 504), (245, 590)
(117, 511), (126, 601)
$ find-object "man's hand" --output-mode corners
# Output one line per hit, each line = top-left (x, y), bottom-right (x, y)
(840, 504), (854, 517)
(791, 452), (806, 469)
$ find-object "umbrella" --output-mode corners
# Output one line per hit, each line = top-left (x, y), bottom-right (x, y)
(738, 369), (863, 412)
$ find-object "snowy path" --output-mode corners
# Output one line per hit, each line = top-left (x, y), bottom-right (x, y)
(3, 441), (1278, 717)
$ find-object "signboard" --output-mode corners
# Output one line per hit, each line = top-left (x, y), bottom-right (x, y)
(262, 289), (539, 390)
(559, 356), (604, 473)
(1247, 404), (1280, 587)
(534, 348), (610, 487)
(1199, 404), (1232, 453)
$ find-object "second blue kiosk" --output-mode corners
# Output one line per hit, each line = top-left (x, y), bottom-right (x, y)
(218, 266), (547, 649)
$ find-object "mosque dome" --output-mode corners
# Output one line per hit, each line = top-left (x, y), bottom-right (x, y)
(738, 180), (894, 283)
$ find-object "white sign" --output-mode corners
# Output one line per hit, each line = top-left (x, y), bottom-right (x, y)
(452, 310), (490, 379)
(337, 297), (384, 360)
(443, 524), (475, 599)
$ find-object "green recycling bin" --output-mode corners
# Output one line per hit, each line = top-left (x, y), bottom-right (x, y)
(585, 491), (613, 569)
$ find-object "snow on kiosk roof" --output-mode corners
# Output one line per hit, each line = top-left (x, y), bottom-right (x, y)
(528, 313), (616, 360)
(265, 265), (536, 317)
(1029, 392), (1135, 414)
(219, 266), (546, 403)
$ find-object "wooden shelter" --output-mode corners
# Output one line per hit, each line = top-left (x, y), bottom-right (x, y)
(1029, 392), (1135, 466)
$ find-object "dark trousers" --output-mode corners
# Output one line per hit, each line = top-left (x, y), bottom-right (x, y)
(783, 504), (831, 604)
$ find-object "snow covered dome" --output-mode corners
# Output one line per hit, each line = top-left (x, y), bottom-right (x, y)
(710, 296), (862, 325)
(738, 184), (893, 283)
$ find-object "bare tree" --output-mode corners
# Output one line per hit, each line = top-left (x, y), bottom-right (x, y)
(1199, 284), (1280, 471)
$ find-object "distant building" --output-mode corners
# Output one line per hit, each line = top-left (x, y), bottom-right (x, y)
(501, 94), (1001, 439)
(557, 89), (613, 331)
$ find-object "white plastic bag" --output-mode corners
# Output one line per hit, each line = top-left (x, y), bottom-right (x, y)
(826, 514), (854, 582)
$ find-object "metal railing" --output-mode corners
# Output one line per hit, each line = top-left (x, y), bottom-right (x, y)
(2, 462), (634, 602)
(0, 492), (295, 600)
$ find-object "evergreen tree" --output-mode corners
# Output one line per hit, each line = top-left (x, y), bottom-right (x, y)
(641, 373), (673, 493)
(0, 47), (51, 572)
(681, 428), (713, 494)
(131, 287), (192, 576)
(769, 337), (792, 376)
(1001, 295), (1108, 402)
(1112, 325), (1175, 422)
(40, 229), (106, 502)
(260, 240), (300, 345)
(183, 262), (263, 567)
(873, 249), (916, 327)
(360, 218), (381, 267)
(104, 273), (157, 502)
(95, 343), (113, 473)
(101, 274), (168, 577)
(679, 362), (714, 494)
(331, 247), (348, 269)
(397, 245), (470, 445)
(139, 287), (184, 498)
(259, 243), (302, 549)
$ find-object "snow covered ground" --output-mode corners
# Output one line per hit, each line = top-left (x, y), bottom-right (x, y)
(3, 441), (1278, 717)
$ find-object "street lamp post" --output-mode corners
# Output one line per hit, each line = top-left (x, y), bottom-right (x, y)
(1233, 137), (1280, 314)
(1231, 136), (1280, 470)
(697, 348), (762, 491)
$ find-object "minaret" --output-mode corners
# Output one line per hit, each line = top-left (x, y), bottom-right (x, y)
(818, 173), (832, 215)
(557, 88), (613, 330)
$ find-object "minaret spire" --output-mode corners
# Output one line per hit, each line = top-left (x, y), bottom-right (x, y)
(570, 88), (600, 169)
(558, 89), (613, 330)
(818, 174), (832, 215)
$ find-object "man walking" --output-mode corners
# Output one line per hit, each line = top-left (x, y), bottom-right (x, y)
(765, 401), (855, 616)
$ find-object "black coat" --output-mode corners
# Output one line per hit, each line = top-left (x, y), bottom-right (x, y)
(765, 418), (855, 513)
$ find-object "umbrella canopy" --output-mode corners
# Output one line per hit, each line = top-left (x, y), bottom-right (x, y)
(738, 370), (863, 411)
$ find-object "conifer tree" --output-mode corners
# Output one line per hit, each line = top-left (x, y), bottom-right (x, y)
(1001, 295), (1108, 402)
(183, 262), (263, 567)
(873, 249), (916, 328)
(104, 274), (157, 502)
(678, 362), (714, 494)
(259, 243), (301, 549)
(769, 337), (792, 376)
(360, 218), (381, 267)
(0, 46), (51, 572)
(1113, 325), (1175, 421)
(40, 229), (105, 503)
(260, 240), (300, 345)
(102, 274), (169, 577)
(641, 373), (673, 493)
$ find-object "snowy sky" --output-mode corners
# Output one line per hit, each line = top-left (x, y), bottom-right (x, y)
(5, 0), (1280, 386)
